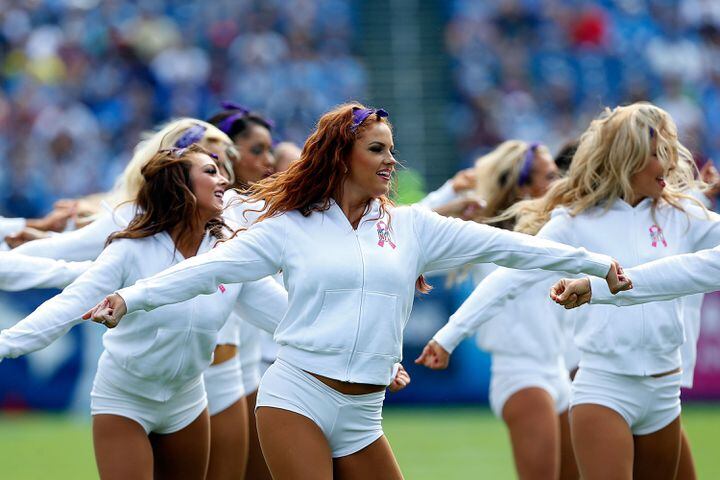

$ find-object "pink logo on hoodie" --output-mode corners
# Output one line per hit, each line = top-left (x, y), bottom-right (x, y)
(376, 221), (396, 249)
(218, 284), (226, 293)
(649, 224), (667, 247)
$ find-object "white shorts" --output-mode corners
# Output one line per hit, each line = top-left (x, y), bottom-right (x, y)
(91, 370), (207, 435)
(205, 355), (245, 416)
(571, 367), (682, 436)
(489, 356), (571, 418)
(256, 360), (385, 458)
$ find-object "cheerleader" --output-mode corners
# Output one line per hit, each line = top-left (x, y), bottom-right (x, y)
(86, 103), (620, 480)
(0, 145), (288, 479)
(209, 103), (277, 480)
(420, 103), (720, 480)
(419, 140), (581, 480)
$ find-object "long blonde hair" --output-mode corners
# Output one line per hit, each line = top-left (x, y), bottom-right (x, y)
(473, 140), (552, 224)
(105, 118), (234, 208)
(503, 102), (699, 235)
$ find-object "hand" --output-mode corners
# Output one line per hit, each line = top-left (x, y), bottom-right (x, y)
(5, 227), (51, 248)
(414, 340), (450, 370)
(451, 168), (476, 193)
(82, 293), (127, 329)
(550, 277), (593, 309)
(26, 208), (74, 233)
(700, 161), (720, 199)
(388, 363), (411, 392)
(605, 260), (631, 294)
(433, 195), (487, 221)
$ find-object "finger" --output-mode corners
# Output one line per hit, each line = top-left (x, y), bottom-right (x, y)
(414, 347), (430, 364)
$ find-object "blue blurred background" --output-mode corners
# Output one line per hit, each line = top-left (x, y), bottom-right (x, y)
(2, 0), (720, 411)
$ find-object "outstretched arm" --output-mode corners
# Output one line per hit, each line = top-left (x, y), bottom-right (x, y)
(413, 206), (615, 280)
(0, 242), (128, 360)
(589, 246), (720, 306)
(86, 218), (286, 328)
(0, 252), (91, 291)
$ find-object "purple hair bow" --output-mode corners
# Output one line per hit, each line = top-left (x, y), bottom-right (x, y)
(518, 142), (540, 186)
(217, 101), (251, 135)
(350, 107), (389, 132)
(175, 124), (207, 149)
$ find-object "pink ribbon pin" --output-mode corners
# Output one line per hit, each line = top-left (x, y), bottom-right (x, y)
(649, 225), (667, 248)
(376, 221), (396, 249)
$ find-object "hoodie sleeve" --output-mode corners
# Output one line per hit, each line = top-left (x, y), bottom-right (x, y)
(233, 277), (288, 334)
(0, 252), (92, 291)
(0, 241), (129, 360)
(0, 217), (26, 238)
(416, 181), (460, 210)
(590, 245), (720, 306)
(13, 207), (132, 261)
(118, 217), (286, 315)
(412, 205), (611, 278)
(431, 210), (583, 353)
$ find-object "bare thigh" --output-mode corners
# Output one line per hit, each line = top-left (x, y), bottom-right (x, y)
(333, 435), (403, 480)
(501, 387), (561, 480)
(558, 409), (579, 480)
(93, 414), (153, 480)
(245, 390), (273, 480)
(632, 415), (681, 480)
(676, 427), (697, 480)
(149, 409), (211, 480)
(570, 403), (634, 480)
(256, 406), (333, 480)
(207, 399), (250, 480)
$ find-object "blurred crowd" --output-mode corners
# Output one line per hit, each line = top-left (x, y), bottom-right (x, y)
(0, 0), (366, 217)
(446, 0), (720, 164)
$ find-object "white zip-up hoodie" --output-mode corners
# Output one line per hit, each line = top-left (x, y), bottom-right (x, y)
(0, 231), (288, 401)
(115, 200), (612, 386)
(0, 252), (91, 291)
(434, 199), (720, 377)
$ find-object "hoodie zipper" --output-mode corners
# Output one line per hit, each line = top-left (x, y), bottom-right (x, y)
(345, 229), (366, 380)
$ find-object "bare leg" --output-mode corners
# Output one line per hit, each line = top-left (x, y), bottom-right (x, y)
(558, 409), (579, 480)
(570, 404), (634, 480)
(256, 406), (333, 480)
(676, 427), (697, 480)
(245, 390), (273, 480)
(632, 416), (681, 480)
(150, 409), (211, 480)
(92, 414), (153, 480)
(207, 399), (250, 480)
(501, 387), (561, 480)
(333, 435), (403, 480)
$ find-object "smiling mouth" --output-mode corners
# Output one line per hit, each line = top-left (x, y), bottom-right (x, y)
(377, 169), (392, 181)
(214, 190), (224, 200)
(656, 176), (666, 188)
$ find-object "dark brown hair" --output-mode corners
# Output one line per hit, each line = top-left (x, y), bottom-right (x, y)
(107, 144), (227, 246)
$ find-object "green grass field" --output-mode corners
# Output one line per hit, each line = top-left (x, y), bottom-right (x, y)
(1, 405), (719, 479)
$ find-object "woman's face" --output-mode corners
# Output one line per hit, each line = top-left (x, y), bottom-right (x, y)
(630, 144), (666, 202)
(520, 151), (560, 199)
(234, 124), (275, 184)
(345, 122), (397, 200)
(189, 153), (229, 219)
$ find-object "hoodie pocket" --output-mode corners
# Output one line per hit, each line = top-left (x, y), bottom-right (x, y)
(124, 328), (185, 380)
(356, 291), (400, 358)
(303, 289), (360, 351)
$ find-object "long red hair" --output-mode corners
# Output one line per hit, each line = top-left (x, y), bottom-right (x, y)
(243, 102), (431, 293)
